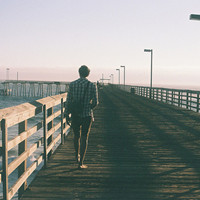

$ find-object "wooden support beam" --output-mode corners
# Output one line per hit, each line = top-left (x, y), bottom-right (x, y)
(43, 105), (47, 167)
(47, 107), (53, 159)
(18, 120), (28, 199)
(2, 119), (8, 200)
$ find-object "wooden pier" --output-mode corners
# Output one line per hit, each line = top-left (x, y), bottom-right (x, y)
(19, 86), (200, 200)
(0, 80), (70, 97)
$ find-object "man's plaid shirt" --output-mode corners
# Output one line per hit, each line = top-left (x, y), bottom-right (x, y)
(66, 78), (99, 119)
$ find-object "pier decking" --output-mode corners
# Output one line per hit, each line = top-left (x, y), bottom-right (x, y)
(20, 86), (200, 200)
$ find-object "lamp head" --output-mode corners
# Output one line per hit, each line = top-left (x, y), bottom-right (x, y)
(144, 49), (152, 52)
(190, 14), (200, 21)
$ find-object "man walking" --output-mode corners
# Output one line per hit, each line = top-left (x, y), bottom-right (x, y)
(66, 65), (98, 169)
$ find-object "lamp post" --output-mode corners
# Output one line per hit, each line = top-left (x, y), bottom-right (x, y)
(6, 68), (10, 80)
(101, 74), (104, 84)
(190, 14), (200, 21)
(144, 49), (153, 88)
(144, 49), (153, 98)
(121, 66), (125, 87)
(110, 74), (114, 84)
(116, 69), (120, 85)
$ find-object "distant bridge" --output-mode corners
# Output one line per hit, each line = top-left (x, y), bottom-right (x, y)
(0, 80), (70, 97)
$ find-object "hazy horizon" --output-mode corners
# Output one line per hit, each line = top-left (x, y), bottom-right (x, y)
(0, 0), (200, 87)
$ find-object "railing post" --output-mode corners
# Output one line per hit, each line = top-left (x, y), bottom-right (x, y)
(181, 91), (183, 107)
(152, 88), (154, 100)
(178, 91), (181, 107)
(2, 119), (8, 200)
(47, 107), (53, 158)
(18, 120), (28, 199)
(149, 88), (152, 99)
(61, 98), (64, 144)
(146, 87), (148, 98)
(186, 91), (189, 109)
(190, 94), (192, 110)
(156, 88), (158, 100)
(43, 105), (47, 167)
(165, 90), (168, 103)
(172, 91), (174, 105)
(197, 93), (200, 113)
(161, 89), (163, 102)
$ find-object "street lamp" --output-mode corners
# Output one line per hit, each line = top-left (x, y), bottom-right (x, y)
(144, 49), (153, 88)
(6, 68), (10, 80)
(110, 74), (114, 84)
(116, 69), (120, 85)
(120, 66), (125, 87)
(144, 49), (153, 98)
(190, 14), (200, 21)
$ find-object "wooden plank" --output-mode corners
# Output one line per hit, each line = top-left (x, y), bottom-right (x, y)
(5, 103), (43, 128)
(46, 134), (61, 155)
(2, 119), (9, 200)
(8, 154), (43, 200)
(8, 121), (43, 151)
(61, 98), (64, 144)
(37, 93), (67, 110)
(47, 107), (53, 159)
(43, 105), (47, 167)
(8, 138), (43, 176)
(197, 93), (200, 112)
(46, 110), (61, 124)
(18, 120), (28, 198)
(47, 122), (61, 139)
(63, 125), (70, 136)
(0, 142), (2, 156)
(0, 93), (67, 128)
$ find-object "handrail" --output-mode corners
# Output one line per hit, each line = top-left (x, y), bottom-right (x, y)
(117, 85), (200, 113)
(0, 93), (70, 200)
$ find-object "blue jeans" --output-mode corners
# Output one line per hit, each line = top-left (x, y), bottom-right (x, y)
(71, 116), (92, 165)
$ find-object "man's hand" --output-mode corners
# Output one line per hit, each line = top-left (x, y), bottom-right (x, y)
(66, 114), (71, 126)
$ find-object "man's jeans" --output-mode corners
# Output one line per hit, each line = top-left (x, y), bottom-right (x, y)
(71, 116), (92, 165)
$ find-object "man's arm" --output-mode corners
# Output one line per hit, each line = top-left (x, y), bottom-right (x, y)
(91, 83), (99, 109)
(65, 83), (73, 125)
(65, 83), (73, 114)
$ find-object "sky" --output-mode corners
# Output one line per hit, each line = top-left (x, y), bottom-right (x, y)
(0, 0), (200, 89)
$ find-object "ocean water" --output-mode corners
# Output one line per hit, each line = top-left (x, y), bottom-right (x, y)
(0, 96), (39, 109)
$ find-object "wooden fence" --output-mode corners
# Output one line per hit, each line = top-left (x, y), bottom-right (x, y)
(0, 93), (70, 200)
(118, 85), (200, 113)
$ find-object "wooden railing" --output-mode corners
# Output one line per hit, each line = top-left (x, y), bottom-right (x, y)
(0, 93), (70, 200)
(117, 85), (200, 113)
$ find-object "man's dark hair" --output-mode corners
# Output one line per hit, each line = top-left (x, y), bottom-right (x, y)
(79, 65), (90, 78)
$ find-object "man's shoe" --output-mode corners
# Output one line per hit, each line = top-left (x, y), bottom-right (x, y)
(78, 164), (88, 169)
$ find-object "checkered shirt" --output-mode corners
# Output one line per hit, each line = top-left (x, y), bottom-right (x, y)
(66, 78), (99, 119)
